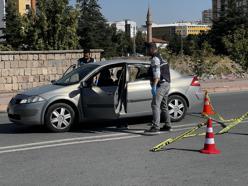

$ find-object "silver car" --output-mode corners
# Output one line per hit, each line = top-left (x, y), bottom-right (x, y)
(7, 60), (204, 132)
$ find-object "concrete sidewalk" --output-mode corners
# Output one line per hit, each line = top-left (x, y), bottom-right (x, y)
(201, 78), (248, 93)
(1, 79), (248, 113)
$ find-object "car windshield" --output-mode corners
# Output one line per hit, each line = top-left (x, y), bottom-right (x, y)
(54, 64), (99, 86)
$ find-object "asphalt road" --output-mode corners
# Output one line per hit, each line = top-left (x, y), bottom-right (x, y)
(0, 91), (248, 186)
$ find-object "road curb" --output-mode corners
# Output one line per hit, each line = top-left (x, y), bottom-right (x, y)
(202, 87), (248, 93)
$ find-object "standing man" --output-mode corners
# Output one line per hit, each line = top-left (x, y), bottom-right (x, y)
(78, 49), (96, 66)
(145, 43), (171, 134)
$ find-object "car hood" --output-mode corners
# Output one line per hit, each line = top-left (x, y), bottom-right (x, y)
(20, 84), (68, 97)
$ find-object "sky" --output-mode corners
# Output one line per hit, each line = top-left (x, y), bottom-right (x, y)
(71, 0), (212, 26)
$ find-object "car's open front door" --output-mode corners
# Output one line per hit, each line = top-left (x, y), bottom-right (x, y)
(126, 64), (152, 115)
(80, 64), (126, 119)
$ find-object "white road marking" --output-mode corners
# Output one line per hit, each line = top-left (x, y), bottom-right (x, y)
(0, 120), (247, 155)
(0, 135), (140, 155)
(172, 123), (202, 128)
(170, 127), (199, 132)
(0, 133), (130, 150)
(173, 120), (248, 129)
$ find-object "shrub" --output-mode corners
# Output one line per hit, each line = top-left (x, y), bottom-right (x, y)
(161, 51), (243, 79)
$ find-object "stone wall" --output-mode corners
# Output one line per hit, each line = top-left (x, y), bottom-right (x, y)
(0, 49), (103, 93)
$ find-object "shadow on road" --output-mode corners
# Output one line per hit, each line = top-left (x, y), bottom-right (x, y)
(228, 132), (248, 136)
(0, 123), (48, 134)
(0, 113), (202, 135)
(0, 116), (152, 134)
(71, 116), (153, 136)
(153, 148), (200, 153)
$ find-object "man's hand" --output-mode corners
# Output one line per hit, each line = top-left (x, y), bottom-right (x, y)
(151, 85), (157, 97)
(95, 79), (99, 85)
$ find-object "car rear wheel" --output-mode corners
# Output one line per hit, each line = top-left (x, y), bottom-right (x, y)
(168, 95), (187, 122)
(45, 103), (75, 132)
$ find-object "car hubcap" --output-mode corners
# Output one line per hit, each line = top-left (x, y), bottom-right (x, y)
(169, 99), (185, 120)
(50, 107), (71, 130)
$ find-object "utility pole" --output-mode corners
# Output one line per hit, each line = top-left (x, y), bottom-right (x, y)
(133, 26), (136, 55)
(180, 22), (184, 56)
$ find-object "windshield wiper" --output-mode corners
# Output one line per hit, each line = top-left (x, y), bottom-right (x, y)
(54, 82), (78, 86)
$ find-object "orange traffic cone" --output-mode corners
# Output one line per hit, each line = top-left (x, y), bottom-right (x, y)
(200, 119), (221, 154)
(202, 91), (215, 116)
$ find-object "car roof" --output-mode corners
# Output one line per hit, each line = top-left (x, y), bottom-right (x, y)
(94, 59), (150, 66)
(81, 59), (183, 78)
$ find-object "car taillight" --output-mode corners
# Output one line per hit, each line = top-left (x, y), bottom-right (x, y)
(191, 76), (200, 86)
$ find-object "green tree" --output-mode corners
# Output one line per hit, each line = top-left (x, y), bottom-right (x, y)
(26, 0), (79, 50)
(35, 0), (49, 49)
(111, 30), (133, 56)
(3, 0), (24, 49)
(77, 0), (107, 48)
(100, 25), (118, 57)
(223, 27), (248, 69)
(4, 0), (79, 50)
(37, 0), (79, 50)
(201, 41), (215, 56)
(209, 0), (248, 54)
(21, 11), (39, 50)
(77, 0), (116, 57)
(183, 34), (214, 56)
(0, 44), (13, 51)
(135, 31), (146, 55)
(183, 35), (199, 56)
(167, 35), (182, 54)
(59, 6), (79, 50)
(44, 0), (79, 50)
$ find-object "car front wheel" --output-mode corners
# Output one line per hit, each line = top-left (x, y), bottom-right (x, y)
(45, 103), (75, 132)
(168, 95), (187, 122)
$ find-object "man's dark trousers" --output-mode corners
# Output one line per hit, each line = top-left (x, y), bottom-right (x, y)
(151, 82), (171, 129)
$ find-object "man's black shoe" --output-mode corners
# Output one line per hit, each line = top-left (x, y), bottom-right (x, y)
(160, 125), (172, 131)
(144, 127), (160, 134)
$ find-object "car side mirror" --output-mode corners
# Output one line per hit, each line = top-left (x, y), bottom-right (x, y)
(51, 80), (56, 84)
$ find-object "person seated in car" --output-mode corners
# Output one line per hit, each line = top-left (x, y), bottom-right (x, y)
(97, 69), (114, 87)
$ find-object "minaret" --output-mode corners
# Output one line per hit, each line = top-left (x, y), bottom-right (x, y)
(146, 5), (152, 43)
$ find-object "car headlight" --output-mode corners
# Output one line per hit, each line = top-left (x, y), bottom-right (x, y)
(19, 96), (45, 104)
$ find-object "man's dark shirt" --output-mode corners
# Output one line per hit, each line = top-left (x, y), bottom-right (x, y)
(148, 53), (171, 83)
(78, 57), (95, 66)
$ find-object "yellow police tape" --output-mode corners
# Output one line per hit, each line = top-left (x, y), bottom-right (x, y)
(150, 93), (248, 152)
(150, 122), (206, 152)
(150, 115), (246, 152)
(203, 92), (248, 134)
(184, 132), (206, 138)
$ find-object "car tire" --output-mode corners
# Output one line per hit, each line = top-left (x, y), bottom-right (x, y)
(168, 95), (187, 122)
(45, 103), (75, 132)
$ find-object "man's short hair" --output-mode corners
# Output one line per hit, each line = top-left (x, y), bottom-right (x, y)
(84, 49), (91, 54)
(145, 42), (157, 50)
